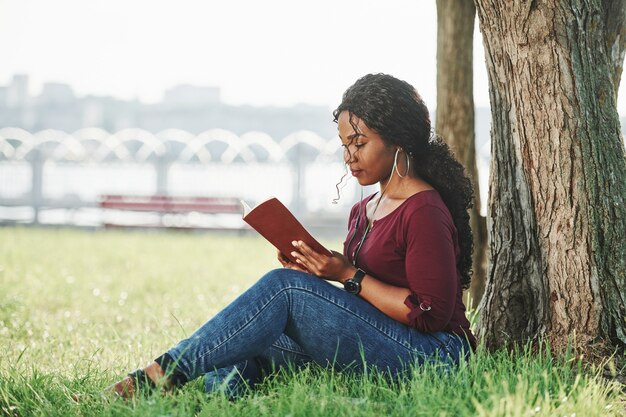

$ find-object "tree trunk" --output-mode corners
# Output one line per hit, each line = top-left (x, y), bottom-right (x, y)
(474, 0), (626, 350)
(436, 0), (488, 309)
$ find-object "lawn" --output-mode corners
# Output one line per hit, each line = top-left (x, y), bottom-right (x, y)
(0, 227), (623, 416)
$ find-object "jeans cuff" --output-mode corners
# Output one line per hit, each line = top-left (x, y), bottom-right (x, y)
(154, 352), (189, 387)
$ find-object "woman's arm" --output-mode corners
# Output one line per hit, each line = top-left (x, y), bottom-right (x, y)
(291, 241), (412, 325)
(354, 273), (412, 324)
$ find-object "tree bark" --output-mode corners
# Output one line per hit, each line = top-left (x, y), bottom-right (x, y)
(436, 0), (488, 309)
(474, 0), (626, 350)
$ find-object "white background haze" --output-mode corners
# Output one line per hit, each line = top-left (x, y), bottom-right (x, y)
(3, 0), (624, 114)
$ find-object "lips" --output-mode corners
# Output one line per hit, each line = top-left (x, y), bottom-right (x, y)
(351, 169), (362, 177)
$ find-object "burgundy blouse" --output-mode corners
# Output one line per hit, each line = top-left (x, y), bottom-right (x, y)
(343, 190), (476, 348)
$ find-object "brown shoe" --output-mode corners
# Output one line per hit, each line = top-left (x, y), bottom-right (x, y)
(105, 362), (171, 400)
(102, 375), (137, 400)
(71, 376), (135, 403)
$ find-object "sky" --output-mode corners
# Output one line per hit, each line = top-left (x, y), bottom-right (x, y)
(0, 0), (625, 115)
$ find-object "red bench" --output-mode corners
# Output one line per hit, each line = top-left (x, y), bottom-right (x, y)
(100, 195), (244, 230)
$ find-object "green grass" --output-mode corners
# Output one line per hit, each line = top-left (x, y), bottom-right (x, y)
(0, 227), (624, 416)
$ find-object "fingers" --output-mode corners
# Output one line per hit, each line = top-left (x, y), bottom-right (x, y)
(290, 243), (353, 282)
(277, 249), (309, 272)
(276, 251), (289, 267)
(290, 240), (329, 275)
(290, 241), (312, 265)
(291, 240), (321, 258)
(290, 241), (310, 271)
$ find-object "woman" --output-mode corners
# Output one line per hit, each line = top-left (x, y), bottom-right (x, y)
(106, 73), (477, 399)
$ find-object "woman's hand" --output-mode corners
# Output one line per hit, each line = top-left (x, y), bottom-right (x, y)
(290, 240), (356, 283)
(276, 250), (308, 273)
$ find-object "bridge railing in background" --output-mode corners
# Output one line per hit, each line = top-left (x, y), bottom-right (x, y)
(0, 128), (367, 234)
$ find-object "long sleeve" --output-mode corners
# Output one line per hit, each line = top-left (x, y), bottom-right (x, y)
(402, 205), (459, 332)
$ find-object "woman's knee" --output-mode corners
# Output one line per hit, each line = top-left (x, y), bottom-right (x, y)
(258, 268), (311, 291)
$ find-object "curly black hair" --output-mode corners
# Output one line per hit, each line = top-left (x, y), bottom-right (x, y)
(333, 73), (474, 289)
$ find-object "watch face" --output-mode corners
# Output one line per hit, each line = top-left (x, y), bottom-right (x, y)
(345, 280), (360, 294)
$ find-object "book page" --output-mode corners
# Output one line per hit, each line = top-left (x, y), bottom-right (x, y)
(240, 200), (252, 217)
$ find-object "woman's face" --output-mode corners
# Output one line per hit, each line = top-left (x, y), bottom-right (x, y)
(337, 111), (397, 186)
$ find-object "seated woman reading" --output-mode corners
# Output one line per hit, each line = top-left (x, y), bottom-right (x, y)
(105, 73), (477, 398)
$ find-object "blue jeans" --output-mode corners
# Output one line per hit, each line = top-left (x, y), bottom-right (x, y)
(164, 268), (471, 396)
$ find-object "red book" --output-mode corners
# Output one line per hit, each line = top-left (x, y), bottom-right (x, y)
(242, 197), (332, 267)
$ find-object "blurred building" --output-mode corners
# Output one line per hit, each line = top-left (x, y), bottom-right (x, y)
(162, 84), (220, 108)
(6, 74), (29, 108)
(0, 74), (337, 140)
(3, 73), (616, 150)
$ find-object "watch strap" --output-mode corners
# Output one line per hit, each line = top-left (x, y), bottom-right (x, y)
(351, 268), (366, 284)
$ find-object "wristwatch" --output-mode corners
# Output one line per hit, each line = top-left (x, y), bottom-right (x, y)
(344, 268), (366, 295)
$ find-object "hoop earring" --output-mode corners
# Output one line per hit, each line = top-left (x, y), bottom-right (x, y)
(393, 148), (410, 178)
